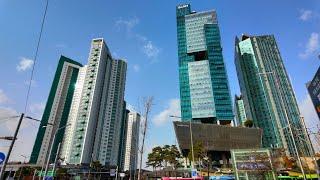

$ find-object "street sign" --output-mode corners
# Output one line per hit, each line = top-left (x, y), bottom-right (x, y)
(119, 173), (125, 177)
(191, 169), (197, 178)
(0, 152), (5, 165)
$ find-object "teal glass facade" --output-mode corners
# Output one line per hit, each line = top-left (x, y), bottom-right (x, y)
(176, 4), (233, 122)
(234, 95), (247, 126)
(235, 35), (313, 156)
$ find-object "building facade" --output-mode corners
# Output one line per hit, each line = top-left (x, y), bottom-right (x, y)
(307, 66), (320, 120)
(96, 58), (127, 166)
(68, 38), (113, 165)
(63, 38), (128, 166)
(60, 65), (87, 163)
(235, 34), (312, 156)
(234, 95), (247, 126)
(30, 56), (82, 165)
(123, 112), (140, 173)
(176, 4), (233, 123)
(118, 104), (129, 171)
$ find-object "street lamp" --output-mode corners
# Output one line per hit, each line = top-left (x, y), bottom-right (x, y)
(43, 124), (70, 179)
(169, 115), (195, 170)
(257, 71), (306, 179)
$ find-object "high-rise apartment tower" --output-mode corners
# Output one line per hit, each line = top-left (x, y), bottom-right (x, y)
(30, 56), (82, 165)
(235, 34), (312, 156)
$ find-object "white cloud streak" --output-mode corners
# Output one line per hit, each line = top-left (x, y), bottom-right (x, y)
(152, 99), (180, 126)
(133, 64), (140, 72)
(24, 80), (37, 87)
(115, 17), (139, 33)
(16, 57), (34, 72)
(299, 9), (313, 21)
(29, 102), (45, 119)
(142, 41), (160, 59)
(115, 17), (161, 61)
(0, 89), (10, 104)
(299, 32), (320, 59)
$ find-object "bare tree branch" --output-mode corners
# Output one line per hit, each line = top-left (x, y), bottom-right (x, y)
(138, 96), (154, 180)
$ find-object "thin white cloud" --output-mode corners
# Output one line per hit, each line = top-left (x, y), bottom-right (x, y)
(299, 94), (320, 152)
(153, 99), (181, 126)
(24, 80), (37, 87)
(0, 107), (22, 134)
(142, 41), (160, 59)
(133, 64), (140, 72)
(299, 32), (320, 59)
(115, 17), (161, 61)
(299, 9), (313, 21)
(115, 17), (139, 33)
(0, 89), (10, 104)
(136, 34), (161, 60)
(29, 102), (45, 119)
(16, 57), (34, 72)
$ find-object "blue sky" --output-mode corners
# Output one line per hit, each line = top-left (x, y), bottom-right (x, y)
(0, 0), (320, 165)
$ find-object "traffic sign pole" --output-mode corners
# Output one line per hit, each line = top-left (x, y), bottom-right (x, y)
(0, 113), (24, 179)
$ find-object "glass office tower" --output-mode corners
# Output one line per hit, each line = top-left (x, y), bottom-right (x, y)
(307, 67), (320, 120)
(234, 95), (247, 126)
(176, 4), (233, 123)
(235, 34), (312, 156)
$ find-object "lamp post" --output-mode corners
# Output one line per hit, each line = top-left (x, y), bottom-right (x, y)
(43, 124), (70, 180)
(258, 71), (306, 179)
(37, 123), (54, 179)
(169, 116), (195, 169)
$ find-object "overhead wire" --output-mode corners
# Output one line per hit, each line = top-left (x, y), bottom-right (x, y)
(20, 0), (49, 131)
(23, 0), (49, 114)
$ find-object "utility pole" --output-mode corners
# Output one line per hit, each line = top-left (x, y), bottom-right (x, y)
(169, 116), (195, 170)
(138, 97), (153, 180)
(52, 142), (61, 178)
(0, 113), (24, 179)
(189, 120), (195, 169)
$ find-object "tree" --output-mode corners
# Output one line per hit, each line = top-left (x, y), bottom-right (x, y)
(188, 142), (206, 167)
(167, 145), (182, 169)
(244, 119), (254, 128)
(146, 146), (163, 171)
(90, 160), (102, 179)
(146, 145), (182, 171)
(188, 141), (205, 161)
(56, 167), (68, 179)
(162, 145), (171, 167)
(138, 96), (154, 180)
(17, 166), (34, 177)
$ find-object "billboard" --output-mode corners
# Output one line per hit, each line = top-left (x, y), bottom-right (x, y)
(231, 149), (276, 180)
(307, 67), (320, 120)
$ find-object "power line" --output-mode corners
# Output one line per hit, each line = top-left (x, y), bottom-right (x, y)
(0, 116), (19, 122)
(23, 0), (49, 114)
